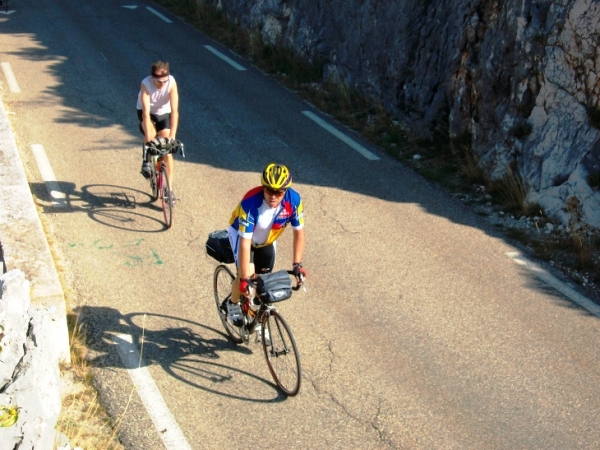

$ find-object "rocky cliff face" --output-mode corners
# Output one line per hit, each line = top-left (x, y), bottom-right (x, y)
(0, 270), (61, 449)
(208, 0), (600, 227)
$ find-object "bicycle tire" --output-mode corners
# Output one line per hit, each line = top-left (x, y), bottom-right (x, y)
(149, 157), (159, 202)
(159, 163), (173, 229)
(213, 264), (243, 344)
(262, 310), (301, 396)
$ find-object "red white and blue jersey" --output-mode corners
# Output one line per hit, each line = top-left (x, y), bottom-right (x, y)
(228, 186), (304, 247)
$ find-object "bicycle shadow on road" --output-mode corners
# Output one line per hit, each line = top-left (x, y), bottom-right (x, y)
(73, 305), (290, 403)
(31, 182), (169, 233)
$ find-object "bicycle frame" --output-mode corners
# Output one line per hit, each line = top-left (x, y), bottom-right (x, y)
(212, 264), (303, 396)
(144, 141), (183, 229)
(238, 271), (303, 342)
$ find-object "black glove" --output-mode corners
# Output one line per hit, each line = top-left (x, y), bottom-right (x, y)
(292, 263), (307, 281)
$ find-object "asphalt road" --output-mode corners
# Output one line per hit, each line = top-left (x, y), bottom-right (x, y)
(2, 0), (600, 448)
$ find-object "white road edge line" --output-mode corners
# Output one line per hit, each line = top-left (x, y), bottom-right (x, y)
(204, 45), (247, 71)
(506, 251), (600, 317)
(30, 144), (67, 208)
(113, 334), (193, 450)
(302, 110), (380, 160)
(146, 6), (172, 23)
(1, 62), (21, 93)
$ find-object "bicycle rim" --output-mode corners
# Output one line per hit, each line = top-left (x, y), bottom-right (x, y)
(262, 310), (301, 396)
(213, 265), (243, 344)
(160, 165), (173, 229)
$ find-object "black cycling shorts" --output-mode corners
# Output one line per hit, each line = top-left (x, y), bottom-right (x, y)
(251, 244), (276, 275)
(137, 110), (171, 134)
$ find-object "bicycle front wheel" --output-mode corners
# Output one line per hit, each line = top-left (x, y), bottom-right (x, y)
(149, 158), (159, 202)
(262, 310), (301, 396)
(213, 264), (243, 344)
(159, 164), (173, 229)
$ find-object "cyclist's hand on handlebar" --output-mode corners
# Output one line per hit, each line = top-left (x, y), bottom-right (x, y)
(292, 263), (307, 283)
(239, 278), (251, 296)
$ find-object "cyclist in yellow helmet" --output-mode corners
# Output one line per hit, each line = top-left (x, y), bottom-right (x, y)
(226, 163), (306, 327)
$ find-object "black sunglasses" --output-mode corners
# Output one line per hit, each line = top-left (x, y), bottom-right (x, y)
(152, 74), (169, 82)
(265, 188), (286, 196)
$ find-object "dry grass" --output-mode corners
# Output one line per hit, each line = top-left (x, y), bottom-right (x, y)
(31, 206), (125, 449)
(54, 312), (126, 450)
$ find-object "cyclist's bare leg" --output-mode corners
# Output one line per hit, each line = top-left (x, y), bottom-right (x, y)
(156, 129), (174, 188)
(164, 153), (174, 186)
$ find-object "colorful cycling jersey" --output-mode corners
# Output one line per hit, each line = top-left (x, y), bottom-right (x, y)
(228, 186), (304, 247)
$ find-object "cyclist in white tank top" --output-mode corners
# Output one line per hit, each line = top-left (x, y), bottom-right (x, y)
(137, 61), (180, 198)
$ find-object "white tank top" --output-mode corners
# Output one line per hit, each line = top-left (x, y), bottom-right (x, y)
(136, 75), (174, 115)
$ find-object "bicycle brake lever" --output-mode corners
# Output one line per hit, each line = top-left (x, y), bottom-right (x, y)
(299, 274), (307, 293)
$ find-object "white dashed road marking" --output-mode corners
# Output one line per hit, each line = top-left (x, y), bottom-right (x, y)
(113, 334), (193, 450)
(204, 45), (247, 71)
(507, 251), (600, 317)
(146, 6), (172, 23)
(302, 110), (380, 160)
(30, 144), (67, 208)
(1, 62), (21, 93)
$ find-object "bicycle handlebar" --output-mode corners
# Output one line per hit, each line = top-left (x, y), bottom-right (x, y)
(144, 139), (185, 158)
(245, 270), (306, 294)
(286, 270), (306, 292)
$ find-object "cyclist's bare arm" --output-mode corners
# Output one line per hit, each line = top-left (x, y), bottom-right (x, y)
(232, 236), (254, 302)
(292, 228), (305, 267)
(168, 79), (179, 140)
(140, 84), (155, 143)
(238, 236), (253, 280)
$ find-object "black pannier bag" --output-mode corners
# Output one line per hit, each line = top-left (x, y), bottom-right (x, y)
(206, 230), (234, 264)
(257, 270), (293, 303)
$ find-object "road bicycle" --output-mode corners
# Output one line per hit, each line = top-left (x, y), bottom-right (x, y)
(142, 140), (184, 229)
(213, 264), (304, 396)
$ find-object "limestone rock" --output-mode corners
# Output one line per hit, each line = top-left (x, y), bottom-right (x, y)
(208, 0), (600, 227)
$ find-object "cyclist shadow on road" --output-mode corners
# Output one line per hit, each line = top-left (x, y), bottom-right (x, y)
(73, 305), (290, 402)
(30, 181), (169, 233)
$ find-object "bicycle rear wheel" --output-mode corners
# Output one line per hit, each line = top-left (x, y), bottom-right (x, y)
(213, 264), (243, 344)
(159, 163), (173, 229)
(262, 310), (301, 396)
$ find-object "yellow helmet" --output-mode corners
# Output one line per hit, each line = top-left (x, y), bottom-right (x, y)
(261, 163), (293, 190)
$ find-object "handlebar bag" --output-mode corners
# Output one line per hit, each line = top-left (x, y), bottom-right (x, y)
(206, 230), (234, 264)
(257, 270), (292, 303)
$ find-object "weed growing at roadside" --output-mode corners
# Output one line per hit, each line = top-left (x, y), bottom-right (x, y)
(55, 312), (125, 450)
(489, 169), (528, 215)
